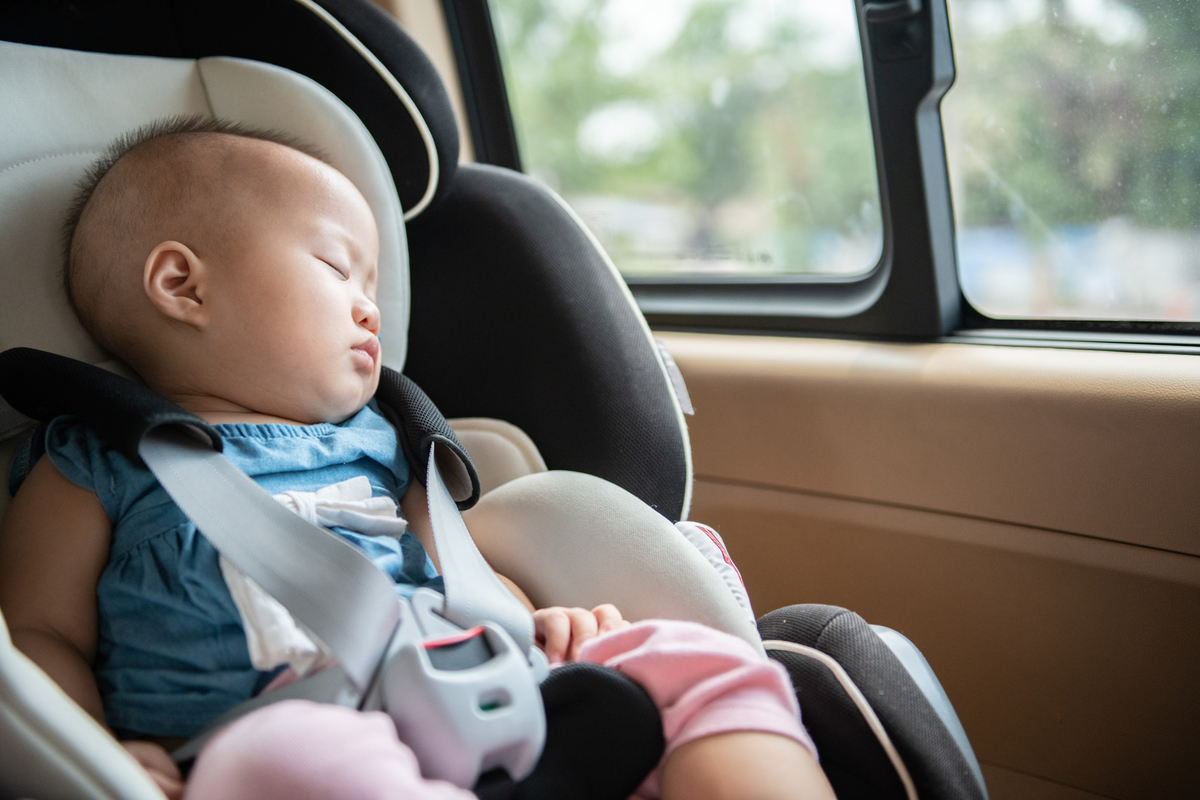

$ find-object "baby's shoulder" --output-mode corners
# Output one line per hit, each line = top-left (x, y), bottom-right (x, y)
(8, 415), (91, 495)
(30, 415), (157, 523)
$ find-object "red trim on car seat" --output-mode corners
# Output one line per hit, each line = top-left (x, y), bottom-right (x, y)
(423, 625), (487, 649)
(698, 524), (745, 586)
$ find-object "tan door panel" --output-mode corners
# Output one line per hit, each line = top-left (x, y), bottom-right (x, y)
(659, 332), (1200, 554)
(659, 331), (1200, 800)
(692, 479), (1199, 800)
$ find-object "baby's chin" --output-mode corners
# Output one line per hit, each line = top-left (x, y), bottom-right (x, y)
(222, 372), (380, 425)
(321, 402), (371, 425)
(286, 397), (372, 425)
(302, 384), (380, 425)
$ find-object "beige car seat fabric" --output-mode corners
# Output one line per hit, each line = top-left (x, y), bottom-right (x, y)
(465, 471), (765, 656)
(448, 417), (548, 496)
(0, 609), (166, 800)
(440, 425), (761, 651)
(0, 41), (410, 387)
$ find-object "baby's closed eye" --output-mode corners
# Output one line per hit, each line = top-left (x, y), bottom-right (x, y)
(316, 256), (349, 279)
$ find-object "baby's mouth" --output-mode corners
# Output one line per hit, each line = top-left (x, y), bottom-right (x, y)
(352, 336), (380, 371)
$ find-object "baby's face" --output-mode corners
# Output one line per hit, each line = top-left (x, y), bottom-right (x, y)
(200, 148), (382, 423)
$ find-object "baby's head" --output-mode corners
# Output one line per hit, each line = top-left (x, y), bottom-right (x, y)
(64, 116), (382, 424)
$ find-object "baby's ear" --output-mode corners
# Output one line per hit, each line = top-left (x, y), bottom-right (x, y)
(144, 241), (206, 329)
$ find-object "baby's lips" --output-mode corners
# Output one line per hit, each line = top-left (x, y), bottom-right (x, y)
(353, 335), (380, 365)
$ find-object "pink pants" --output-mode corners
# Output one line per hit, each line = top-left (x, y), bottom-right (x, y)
(184, 620), (815, 800)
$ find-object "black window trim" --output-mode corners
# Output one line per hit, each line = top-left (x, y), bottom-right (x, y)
(441, 0), (521, 171)
(444, 0), (1200, 346)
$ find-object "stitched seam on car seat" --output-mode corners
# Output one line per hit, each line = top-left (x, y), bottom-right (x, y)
(290, 0), (439, 220)
(195, 61), (218, 125)
(540, 178), (695, 519)
(813, 609), (851, 648)
(0, 151), (101, 176)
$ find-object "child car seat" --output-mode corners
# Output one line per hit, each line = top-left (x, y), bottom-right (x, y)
(0, 1), (988, 798)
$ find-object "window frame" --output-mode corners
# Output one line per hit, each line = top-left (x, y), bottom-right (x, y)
(444, 0), (1200, 344)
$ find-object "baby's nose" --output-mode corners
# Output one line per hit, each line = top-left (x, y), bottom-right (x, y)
(356, 300), (381, 335)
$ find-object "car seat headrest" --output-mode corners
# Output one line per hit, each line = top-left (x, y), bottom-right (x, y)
(1, 0), (458, 216)
(0, 39), (412, 377)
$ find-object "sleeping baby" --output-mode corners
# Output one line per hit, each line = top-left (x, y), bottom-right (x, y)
(0, 116), (833, 800)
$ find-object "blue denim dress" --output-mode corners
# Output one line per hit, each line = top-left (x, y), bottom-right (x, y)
(37, 404), (441, 738)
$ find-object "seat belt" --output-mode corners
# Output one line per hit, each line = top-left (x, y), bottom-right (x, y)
(138, 427), (545, 786)
(138, 427), (400, 691)
(423, 441), (533, 654)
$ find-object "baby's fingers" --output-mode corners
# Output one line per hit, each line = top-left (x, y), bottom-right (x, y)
(534, 608), (572, 665)
(565, 607), (599, 661)
(121, 741), (184, 800)
(147, 767), (185, 800)
(592, 603), (630, 635)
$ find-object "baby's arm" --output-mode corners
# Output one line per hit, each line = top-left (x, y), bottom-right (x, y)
(399, 479), (536, 612)
(0, 456), (111, 722)
(0, 456), (184, 799)
(399, 481), (629, 663)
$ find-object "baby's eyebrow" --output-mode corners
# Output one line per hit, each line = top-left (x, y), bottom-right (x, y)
(316, 221), (372, 261)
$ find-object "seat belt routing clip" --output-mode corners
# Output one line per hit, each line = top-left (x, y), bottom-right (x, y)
(365, 588), (547, 787)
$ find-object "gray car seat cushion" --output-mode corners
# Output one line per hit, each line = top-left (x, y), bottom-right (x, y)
(0, 609), (167, 800)
(1, 0), (459, 218)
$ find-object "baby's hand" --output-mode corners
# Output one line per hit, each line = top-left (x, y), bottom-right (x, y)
(121, 740), (184, 800)
(533, 604), (630, 664)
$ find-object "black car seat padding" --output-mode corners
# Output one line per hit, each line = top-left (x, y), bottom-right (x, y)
(407, 165), (691, 520)
(1, 0), (458, 218)
(0, 347), (221, 464)
(478, 662), (665, 800)
(375, 368), (481, 508)
(760, 605), (986, 800)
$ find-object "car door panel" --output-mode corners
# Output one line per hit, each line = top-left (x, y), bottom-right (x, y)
(661, 330), (1200, 800)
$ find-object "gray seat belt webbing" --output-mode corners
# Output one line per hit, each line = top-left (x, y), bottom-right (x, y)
(425, 445), (535, 655)
(139, 428), (400, 692)
(170, 664), (357, 763)
(140, 429), (536, 681)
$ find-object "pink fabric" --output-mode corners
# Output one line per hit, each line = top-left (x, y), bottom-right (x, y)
(183, 620), (813, 800)
(579, 620), (816, 798)
(183, 700), (475, 800)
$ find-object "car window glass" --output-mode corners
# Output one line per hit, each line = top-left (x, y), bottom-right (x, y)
(490, 0), (883, 278)
(943, 0), (1200, 322)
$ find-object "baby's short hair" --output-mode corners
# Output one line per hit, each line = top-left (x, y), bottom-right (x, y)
(62, 115), (327, 343)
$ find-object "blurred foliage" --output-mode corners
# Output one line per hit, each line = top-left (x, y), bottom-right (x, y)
(491, 0), (1200, 281)
(490, 0), (883, 275)
(944, 0), (1200, 234)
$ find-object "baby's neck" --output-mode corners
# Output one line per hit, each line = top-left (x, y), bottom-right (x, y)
(194, 410), (316, 426)
(165, 390), (315, 427)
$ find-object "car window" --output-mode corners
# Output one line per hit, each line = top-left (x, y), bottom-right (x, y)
(943, 0), (1200, 323)
(488, 0), (883, 279)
